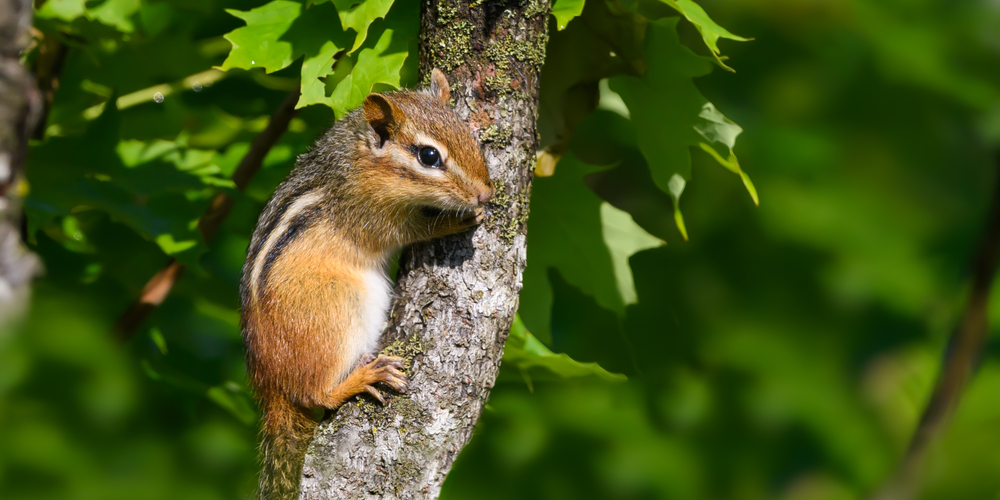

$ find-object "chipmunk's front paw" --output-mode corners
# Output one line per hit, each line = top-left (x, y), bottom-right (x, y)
(427, 207), (485, 238)
(359, 355), (408, 403)
(459, 207), (485, 228)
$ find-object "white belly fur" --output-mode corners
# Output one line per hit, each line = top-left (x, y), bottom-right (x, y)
(351, 266), (392, 366)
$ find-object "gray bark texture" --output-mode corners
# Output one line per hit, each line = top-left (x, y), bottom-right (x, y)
(0, 0), (42, 330)
(298, 0), (549, 498)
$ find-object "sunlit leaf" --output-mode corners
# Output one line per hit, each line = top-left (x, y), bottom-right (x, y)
(219, 0), (353, 110)
(220, 0), (302, 73)
(504, 315), (627, 382)
(87, 0), (141, 33)
(149, 328), (169, 355)
(35, 0), (87, 22)
(329, 26), (410, 116)
(330, 0), (395, 51)
(36, 0), (141, 32)
(551, 0), (585, 30)
(298, 41), (346, 108)
(602, 203), (665, 305)
(658, 0), (749, 71)
(694, 103), (758, 205)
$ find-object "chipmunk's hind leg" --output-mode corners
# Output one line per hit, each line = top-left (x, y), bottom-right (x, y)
(321, 355), (409, 409)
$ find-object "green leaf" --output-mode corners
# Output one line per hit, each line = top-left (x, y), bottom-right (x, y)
(155, 233), (199, 255)
(36, 0), (141, 32)
(331, 0), (395, 51)
(694, 102), (741, 149)
(551, 0), (585, 30)
(298, 41), (347, 108)
(36, 0), (87, 22)
(87, 0), (141, 33)
(298, 0), (398, 108)
(694, 102), (758, 205)
(537, 0), (645, 162)
(329, 26), (410, 116)
(609, 19), (752, 234)
(24, 101), (222, 269)
(667, 173), (689, 241)
(601, 203), (665, 305)
(609, 18), (712, 187)
(504, 315), (626, 382)
(659, 0), (749, 71)
(219, 0), (303, 73)
(149, 328), (169, 355)
(519, 152), (664, 343)
(220, 0), (410, 112)
(220, 1), (353, 109)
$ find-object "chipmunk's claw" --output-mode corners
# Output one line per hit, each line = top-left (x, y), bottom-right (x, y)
(365, 385), (385, 403)
(460, 207), (485, 228)
(361, 355), (409, 398)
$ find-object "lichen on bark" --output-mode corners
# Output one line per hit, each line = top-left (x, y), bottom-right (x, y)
(297, 0), (549, 498)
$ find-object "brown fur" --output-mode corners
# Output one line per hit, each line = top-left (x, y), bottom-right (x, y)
(241, 70), (492, 499)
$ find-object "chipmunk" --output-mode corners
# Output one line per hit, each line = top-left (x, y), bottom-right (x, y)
(240, 69), (493, 500)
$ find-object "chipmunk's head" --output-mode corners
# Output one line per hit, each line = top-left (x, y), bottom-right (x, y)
(359, 69), (493, 214)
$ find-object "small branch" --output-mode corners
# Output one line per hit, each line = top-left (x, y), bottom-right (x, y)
(871, 154), (1000, 500)
(83, 69), (228, 120)
(114, 88), (300, 341)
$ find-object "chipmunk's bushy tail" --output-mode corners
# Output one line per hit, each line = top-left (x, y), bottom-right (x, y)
(257, 394), (318, 500)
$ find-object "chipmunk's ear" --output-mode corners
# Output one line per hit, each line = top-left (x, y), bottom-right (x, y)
(363, 93), (405, 146)
(429, 68), (450, 105)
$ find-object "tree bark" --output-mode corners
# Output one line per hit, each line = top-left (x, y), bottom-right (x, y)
(0, 0), (42, 328)
(298, 1), (549, 498)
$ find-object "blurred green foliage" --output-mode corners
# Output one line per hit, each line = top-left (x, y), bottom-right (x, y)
(3, 0), (1000, 499)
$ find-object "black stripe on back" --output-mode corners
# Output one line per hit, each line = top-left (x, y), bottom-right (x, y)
(257, 208), (316, 295)
(248, 185), (314, 265)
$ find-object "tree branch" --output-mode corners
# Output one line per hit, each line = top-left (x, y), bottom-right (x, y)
(871, 154), (1000, 500)
(114, 88), (300, 341)
(0, 0), (44, 326)
(298, 1), (549, 498)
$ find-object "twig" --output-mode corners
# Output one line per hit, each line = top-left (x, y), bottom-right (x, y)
(83, 69), (228, 120)
(113, 88), (300, 341)
(871, 154), (1000, 500)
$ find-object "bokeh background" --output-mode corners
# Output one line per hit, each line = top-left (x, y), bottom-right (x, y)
(3, 0), (1000, 499)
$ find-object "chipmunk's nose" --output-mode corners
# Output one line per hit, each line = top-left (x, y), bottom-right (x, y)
(476, 186), (493, 206)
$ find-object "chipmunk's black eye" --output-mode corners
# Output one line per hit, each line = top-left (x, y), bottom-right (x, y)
(417, 146), (441, 168)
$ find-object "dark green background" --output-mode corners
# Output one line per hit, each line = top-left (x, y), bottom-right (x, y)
(3, 0), (1000, 499)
